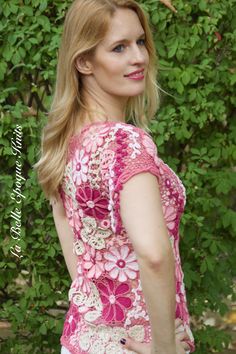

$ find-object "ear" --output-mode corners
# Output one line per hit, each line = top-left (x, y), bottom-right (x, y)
(75, 56), (93, 75)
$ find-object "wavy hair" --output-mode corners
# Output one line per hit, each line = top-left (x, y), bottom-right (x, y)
(34, 0), (160, 200)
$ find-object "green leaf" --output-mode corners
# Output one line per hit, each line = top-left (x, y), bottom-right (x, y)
(189, 90), (196, 101)
(210, 242), (217, 254)
(37, 15), (51, 32)
(176, 81), (184, 94)
(48, 247), (56, 258)
(39, 322), (47, 335)
(206, 257), (215, 272)
(0, 62), (7, 81)
(182, 71), (191, 85)
(230, 74), (236, 86)
(39, 0), (48, 12)
(27, 145), (35, 164)
(9, 3), (18, 14)
(167, 38), (178, 58)
(2, 3), (11, 17)
(12, 51), (21, 65)
(21, 5), (33, 16)
(200, 260), (207, 273)
(199, 0), (207, 11)
(2, 44), (13, 61)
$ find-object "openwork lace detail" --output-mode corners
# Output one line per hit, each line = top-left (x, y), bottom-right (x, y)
(61, 320), (145, 353)
(59, 122), (195, 354)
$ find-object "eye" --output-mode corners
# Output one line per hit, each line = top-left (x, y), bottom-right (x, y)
(113, 44), (125, 53)
(137, 38), (146, 46)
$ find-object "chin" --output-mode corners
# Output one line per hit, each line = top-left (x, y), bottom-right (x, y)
(128, 89), (145, 97)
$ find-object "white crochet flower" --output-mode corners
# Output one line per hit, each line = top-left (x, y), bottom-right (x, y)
(104, 245), (139, 282)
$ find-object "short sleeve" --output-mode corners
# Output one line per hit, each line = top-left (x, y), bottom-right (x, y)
(107, 123), (161, 235)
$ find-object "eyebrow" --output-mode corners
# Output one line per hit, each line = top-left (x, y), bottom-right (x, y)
(110, 32), (146, 46)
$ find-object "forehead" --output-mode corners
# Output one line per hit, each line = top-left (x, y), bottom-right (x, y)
(102, 8), (144, 45)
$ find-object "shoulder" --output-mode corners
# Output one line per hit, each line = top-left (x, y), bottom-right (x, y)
(66, 121), (158, 167)
(69, 121), (154, 145)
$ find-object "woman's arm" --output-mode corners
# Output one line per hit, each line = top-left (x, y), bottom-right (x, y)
(120, 172), (176, 354)
(50, 195), (78, 282)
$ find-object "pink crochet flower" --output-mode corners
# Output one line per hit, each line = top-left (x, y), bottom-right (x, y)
(83, 248), (104, 279)
(162, 204), (177, 233)
(73, 149), (88, 185)
(76, 185), (109, 220)
(82, 126), (110, 153)
(104, 245), (139, 281)
(77, 263), (91, 293)
(63, 303), (80, 336)
(96, 277), (132, 322)
(100, 219), (111, 229)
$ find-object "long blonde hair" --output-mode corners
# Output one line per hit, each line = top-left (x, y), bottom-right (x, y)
(34, 0), (160, 200)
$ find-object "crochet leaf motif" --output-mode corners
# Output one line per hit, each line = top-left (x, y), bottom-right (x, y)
(81, 216), (112, 250)
(73, 239), (85, 256)
(69, 282), (103, 323)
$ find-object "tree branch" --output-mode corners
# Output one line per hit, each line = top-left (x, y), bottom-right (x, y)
(160, 0), (177, 13)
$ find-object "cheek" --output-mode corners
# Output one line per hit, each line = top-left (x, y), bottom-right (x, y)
(95, 55), (125, 79)
(102, 62), (125, 78)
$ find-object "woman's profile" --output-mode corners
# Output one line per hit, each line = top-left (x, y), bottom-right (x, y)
(34, 0), (195, 353)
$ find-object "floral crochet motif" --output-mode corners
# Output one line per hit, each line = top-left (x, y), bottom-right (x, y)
(59, 121), (195, 353)
(76, 185), (109, 220)
(96, 277), (132, 322)
(104, 245), (139, 281)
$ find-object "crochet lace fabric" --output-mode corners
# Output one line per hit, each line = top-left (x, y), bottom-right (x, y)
(59, 121), (195, 354)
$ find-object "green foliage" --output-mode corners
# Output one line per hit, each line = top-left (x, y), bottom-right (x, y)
(0, 0), (235, 353)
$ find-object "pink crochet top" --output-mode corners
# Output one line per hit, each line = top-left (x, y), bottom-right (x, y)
(59, 121), (195, 354)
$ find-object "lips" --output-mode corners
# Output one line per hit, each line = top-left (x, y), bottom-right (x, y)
(125, 69), (144, 77)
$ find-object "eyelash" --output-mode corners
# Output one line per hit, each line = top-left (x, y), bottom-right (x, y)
(113, 38), (146, 52)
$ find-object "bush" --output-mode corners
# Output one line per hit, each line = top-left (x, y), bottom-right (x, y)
(0, 1), (235, 353)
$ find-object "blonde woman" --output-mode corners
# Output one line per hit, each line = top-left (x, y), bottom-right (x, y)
(34, 0), (195, 353)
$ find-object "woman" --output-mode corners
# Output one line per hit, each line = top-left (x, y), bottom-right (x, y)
(34, 0), (195, 353)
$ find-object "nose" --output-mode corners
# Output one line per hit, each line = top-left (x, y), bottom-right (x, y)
(129, 43), (147, 64)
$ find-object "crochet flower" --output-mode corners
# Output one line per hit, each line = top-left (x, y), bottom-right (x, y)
(63, 302), (80, 336)
(83, 248), (104, 279)
(100, 219), (111, 229)
(82, 125), (110, 153)
(104, 245), (139, 281)
(80, 216), (112, 250)
(73, 149), (89, 185)
(77, 263), (91, 293)
(162, 204), (177, 233)
(76, 185), (109, 220)
(96, 277), (132, 322)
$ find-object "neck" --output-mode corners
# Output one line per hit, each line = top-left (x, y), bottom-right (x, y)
(80, 86), (128, 124)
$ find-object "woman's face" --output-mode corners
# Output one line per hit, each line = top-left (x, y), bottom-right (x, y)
(83, 8), (149, 99)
